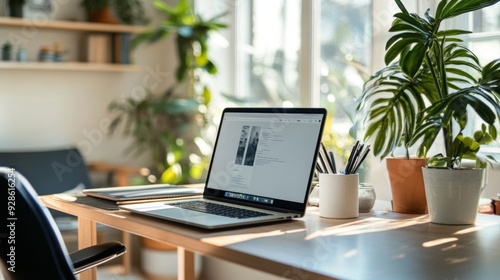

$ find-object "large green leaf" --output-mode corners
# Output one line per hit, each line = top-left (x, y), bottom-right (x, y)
(400, 43), (427, 77)
(436, 0), (500, 21)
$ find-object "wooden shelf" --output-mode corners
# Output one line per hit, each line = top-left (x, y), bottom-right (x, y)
(0, 17), (148, 72)
(0, 61), (143, 72)
(0, 17), (147, 34)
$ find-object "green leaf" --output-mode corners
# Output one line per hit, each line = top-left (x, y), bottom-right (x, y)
(427, 156), (449, 167)
(204, 60), (217, 74)
(436, 0), (500, 21)
(385, 38), (413, 65)
(189, 162), (205, 179)
(195, 48), (209, 66)
(490, 125), (498, 139)
(395, 0), (410, 15)
(161, 164), (183, 184)
(476, 159), (487, 169)
(202, 87), (211, 106)
(400, 43), (426, 77)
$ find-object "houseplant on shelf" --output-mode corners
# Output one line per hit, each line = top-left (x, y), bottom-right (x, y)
(357, 0), (500, 222)
(80, 0), (149, 25)
(1, 42), (13, 61)
(112, 0), (149, 25)
(80, 0), (117, 23)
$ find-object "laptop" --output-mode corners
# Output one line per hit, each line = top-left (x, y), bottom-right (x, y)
(119, 107), (327, 229)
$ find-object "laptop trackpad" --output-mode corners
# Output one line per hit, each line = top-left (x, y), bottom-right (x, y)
(147, 207), (236, 226)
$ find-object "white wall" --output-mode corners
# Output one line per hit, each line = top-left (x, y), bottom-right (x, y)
(0, 0), (177, 168)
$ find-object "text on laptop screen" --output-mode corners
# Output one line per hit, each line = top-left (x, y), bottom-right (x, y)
(206, 111), (324, 206)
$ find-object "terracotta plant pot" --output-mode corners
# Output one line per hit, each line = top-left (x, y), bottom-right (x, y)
(493, 199), (500, 215)
(89, 7), (118, 24)
(386, 157), (427, 214)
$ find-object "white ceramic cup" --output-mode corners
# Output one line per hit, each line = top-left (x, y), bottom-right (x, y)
(319, 173), (359, 218)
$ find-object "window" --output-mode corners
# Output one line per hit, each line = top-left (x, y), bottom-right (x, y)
(197, 0), (499, 154)
(236, 0), (302, 106)
(457, 4), (500, 150)
(318, 0), (372, 161)
(194, 0), (301, 107)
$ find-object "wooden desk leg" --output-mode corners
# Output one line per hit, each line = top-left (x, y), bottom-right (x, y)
(122, 231), (132, 274)
(177, 247), (195, 280)
(78, 217), (97, 280)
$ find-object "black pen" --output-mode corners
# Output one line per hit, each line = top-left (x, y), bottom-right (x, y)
(350, 144), (364, 174)
(352, 145), (370, 174)
(320, 143), (334, 174)
(345, 141), (360, 174)
(328, 150), (337, 174)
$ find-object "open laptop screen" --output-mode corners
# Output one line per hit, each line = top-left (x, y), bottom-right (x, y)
(205, 108), (326, 213)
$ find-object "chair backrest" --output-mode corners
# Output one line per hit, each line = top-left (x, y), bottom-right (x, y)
(0, 147), (92, 194)
(0, 147), (92, 218)
(0, 167), (76, 280)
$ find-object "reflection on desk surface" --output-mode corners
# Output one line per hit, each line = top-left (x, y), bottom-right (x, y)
(41, 195), (500, 280)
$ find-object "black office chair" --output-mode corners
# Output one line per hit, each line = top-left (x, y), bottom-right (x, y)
(0, 148), (92, 225)
(0, 167), (126, 280)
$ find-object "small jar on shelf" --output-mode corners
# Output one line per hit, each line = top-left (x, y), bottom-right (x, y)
(39, 46), (54, 62)
(16, 47), (27, 62)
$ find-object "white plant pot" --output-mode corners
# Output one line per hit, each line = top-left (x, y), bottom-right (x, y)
(422, 167), (486, 225)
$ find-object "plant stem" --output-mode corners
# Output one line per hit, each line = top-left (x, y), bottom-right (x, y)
(426, 52), (443, 101)
(442, 124), (453, 168)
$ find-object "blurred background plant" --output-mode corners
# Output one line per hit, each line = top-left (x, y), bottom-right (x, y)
(107, 0), (227, 184)
(80, 0), (149, 25)
(133, 0), (227, 121)
(108, 88), (211, 184)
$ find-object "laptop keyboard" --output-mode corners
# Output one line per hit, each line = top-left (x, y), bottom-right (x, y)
(170, 201), (272, 219)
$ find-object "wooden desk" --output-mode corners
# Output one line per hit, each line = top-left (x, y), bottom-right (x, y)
(40, 196), (500, 280)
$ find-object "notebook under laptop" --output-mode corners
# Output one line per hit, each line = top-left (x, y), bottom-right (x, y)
(119, 107), (327, 229)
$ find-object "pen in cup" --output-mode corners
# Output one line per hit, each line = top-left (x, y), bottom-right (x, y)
(316, 143), (336, 174)
(316, 141), (370, 175)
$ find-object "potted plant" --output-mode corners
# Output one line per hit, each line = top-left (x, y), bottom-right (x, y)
(112, 0), (149, 25)
(1, 42), (13, 61)
(357, 0), (500, 221)
(80, 0), (117, 24)
(81, 0), (149, 25)
(8, 0), (25, 18)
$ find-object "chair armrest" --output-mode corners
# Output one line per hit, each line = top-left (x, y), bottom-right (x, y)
(70, 241), (126, 274)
